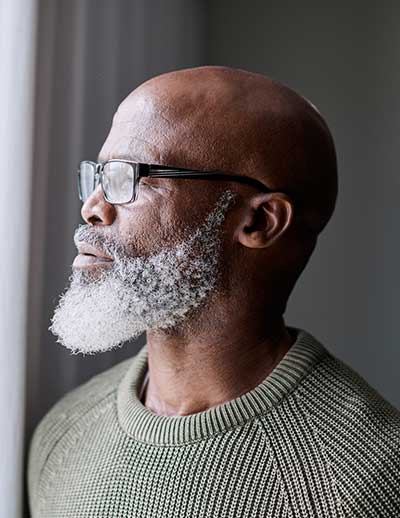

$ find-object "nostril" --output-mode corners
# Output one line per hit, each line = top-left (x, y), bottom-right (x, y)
(81, 194), (116, 226)
(88, 215), (102, 225)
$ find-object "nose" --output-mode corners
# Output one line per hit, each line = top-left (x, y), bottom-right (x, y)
(81, 184), (116, 226)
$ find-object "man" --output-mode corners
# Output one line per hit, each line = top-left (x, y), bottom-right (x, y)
(27, 66), (400, 517)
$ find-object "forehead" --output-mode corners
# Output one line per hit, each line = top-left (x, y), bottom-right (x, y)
(98, 132), (163, 165)
(98, 90), (176, 165)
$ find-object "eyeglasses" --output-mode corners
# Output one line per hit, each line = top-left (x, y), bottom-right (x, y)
(77, 159), (290, 205)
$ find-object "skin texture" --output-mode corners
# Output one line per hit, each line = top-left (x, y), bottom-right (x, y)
(81, 65), (338, 416)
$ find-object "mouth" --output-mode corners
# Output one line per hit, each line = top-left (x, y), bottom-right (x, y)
(72, 241), (114, 269)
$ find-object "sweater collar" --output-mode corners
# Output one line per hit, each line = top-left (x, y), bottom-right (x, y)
(117, 326), (327, 446)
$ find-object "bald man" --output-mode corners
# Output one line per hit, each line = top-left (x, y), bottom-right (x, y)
(27, 66), (400, 517)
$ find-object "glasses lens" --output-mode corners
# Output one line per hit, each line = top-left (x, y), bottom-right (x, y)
(78, 161), (97, 202)
(102, 161), (135, 203)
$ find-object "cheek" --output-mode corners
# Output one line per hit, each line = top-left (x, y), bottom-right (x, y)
(113, 198), (183, 256)
(112, 185), (221, 257)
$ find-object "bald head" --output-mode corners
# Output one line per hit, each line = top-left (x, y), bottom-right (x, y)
(101, 65), (337, 238)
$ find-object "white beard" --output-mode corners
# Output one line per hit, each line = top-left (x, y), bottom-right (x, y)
(49, 190), (237, 355)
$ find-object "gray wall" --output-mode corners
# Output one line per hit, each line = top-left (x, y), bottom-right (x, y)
(207, 1), (400, 407)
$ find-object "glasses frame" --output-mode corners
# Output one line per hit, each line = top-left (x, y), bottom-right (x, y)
(77, 159), (291, 205)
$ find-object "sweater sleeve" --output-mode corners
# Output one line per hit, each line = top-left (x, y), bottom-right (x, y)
(26, 355), (134, 517)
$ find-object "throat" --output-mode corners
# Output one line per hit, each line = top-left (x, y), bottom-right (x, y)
(141, 325), (296, 417)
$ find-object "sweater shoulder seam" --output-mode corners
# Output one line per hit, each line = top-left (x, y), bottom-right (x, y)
(34, 391), (117, 511)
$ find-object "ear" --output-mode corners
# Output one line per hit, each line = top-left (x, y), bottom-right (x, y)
(234, 192), (294, 249)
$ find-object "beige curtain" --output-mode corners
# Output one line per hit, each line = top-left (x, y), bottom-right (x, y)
(0, 0), (38, 516)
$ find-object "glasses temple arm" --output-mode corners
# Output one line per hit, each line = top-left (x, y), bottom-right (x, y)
(146, 169), (273, 193)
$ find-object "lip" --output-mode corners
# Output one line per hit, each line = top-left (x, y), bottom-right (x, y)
(73, 241), (114, 269)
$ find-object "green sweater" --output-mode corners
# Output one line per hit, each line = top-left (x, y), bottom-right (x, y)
(27, 327), (400, 517)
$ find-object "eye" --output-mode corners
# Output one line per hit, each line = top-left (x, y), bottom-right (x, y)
(139, 179), (152, 188)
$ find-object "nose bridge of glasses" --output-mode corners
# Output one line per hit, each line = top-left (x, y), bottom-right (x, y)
(89, 164), (103, 199)
(94, 162), (102, 180)
(94, 166), (101, 186)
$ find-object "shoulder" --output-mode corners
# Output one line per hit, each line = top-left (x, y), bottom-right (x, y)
(307, 350), (400, 427)
(26, 351), (139, 510)
(301, 349), (400, 447)
(30, 353), (136, 442)
(299, 350), (400, 512)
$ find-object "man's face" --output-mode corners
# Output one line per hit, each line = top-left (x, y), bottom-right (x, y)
(49, 76), (251, 354)
(49, 171), (237, 354)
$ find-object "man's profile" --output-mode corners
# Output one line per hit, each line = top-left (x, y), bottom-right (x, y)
(27, 66), (400, 517)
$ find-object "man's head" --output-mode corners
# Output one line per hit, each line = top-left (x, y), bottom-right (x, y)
(50, 65), (338, 354)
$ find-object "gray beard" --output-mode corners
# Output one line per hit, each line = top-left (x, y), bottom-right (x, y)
(49, 190), (237, 355)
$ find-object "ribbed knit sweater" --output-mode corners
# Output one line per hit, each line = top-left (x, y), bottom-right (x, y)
(27, 327), (400, 517)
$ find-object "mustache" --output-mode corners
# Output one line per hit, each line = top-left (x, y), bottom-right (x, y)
(73, 224), (127, 258)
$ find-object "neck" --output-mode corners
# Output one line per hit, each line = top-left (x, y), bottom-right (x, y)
(142, 311), (295, 416)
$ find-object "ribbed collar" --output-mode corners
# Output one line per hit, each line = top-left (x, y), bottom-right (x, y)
(117, 326), (327, 446)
